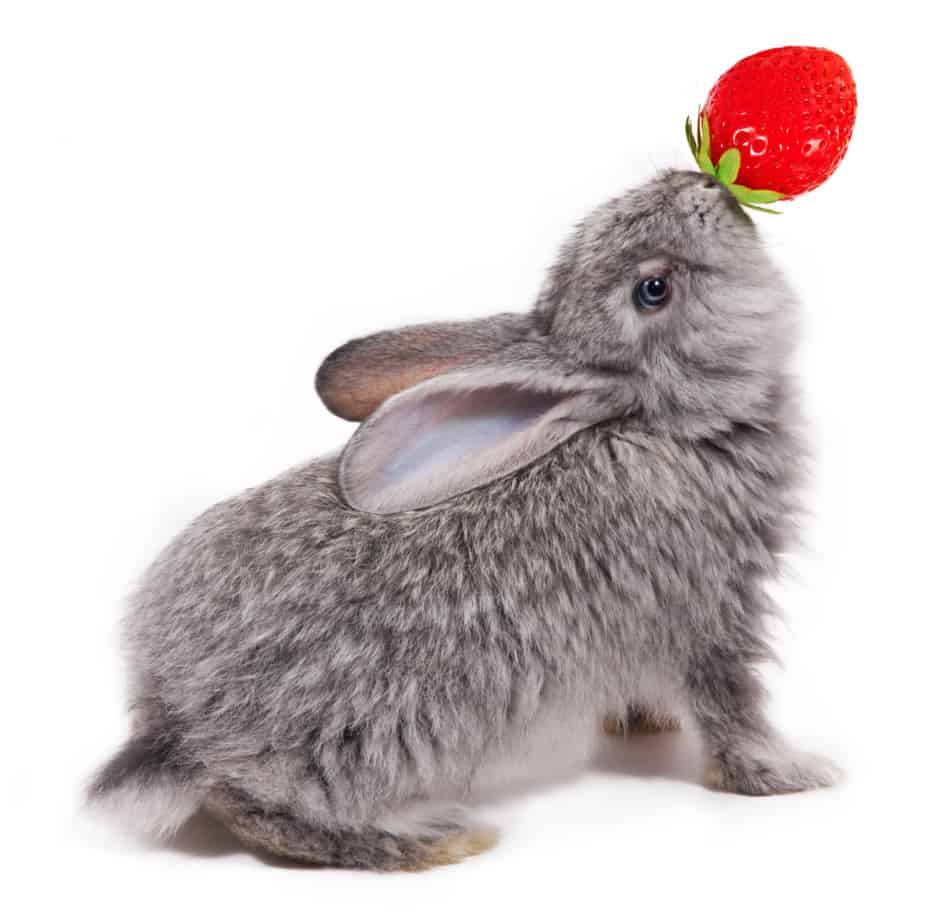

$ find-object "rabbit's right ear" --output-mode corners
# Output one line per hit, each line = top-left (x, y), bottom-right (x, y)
(316, 314), (532, 421)
(339, 362), (618, 514)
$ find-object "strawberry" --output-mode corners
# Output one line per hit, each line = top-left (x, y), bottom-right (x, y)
(686, 46), (857, 211)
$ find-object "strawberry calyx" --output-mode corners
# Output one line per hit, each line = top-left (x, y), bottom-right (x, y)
(685, 113), (785, 214)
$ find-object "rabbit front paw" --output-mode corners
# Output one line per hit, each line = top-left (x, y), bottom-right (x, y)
(705, 741), (843, 795)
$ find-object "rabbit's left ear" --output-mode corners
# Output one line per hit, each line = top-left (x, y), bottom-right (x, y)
(316, 315), (531, 421)
(339, 365), (616, 513)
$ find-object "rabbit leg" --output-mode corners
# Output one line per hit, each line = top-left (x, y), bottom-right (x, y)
(602, 705), (681, 737)
(204, 785), (498, 871)
(685, 654), (841, 795)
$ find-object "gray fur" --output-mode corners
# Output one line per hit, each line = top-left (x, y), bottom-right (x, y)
(88, 170), (839, 869)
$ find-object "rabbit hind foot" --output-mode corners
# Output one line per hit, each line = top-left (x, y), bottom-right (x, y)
(205, 785), (498, 871)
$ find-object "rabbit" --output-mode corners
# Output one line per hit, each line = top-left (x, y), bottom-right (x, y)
(87, 169), (841, 870)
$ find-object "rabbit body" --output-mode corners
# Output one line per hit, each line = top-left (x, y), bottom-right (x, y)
(89, 172), (840, 869)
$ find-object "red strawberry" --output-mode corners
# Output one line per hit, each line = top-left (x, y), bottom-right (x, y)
(686, 46), (856, 209)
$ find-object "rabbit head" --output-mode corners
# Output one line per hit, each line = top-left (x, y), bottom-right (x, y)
(317, 170), (799, 514)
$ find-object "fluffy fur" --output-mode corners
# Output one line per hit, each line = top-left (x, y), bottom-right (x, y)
(88, 170), (840, 869)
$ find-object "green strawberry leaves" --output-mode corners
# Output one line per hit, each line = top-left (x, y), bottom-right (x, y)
(685, 113), (715, 177)
(727, 184), (784, 214)
(715, 148), (740, 185)
(685, 113), (785, 214)
(695, 112), (715, 174)
(728, 185), (784, 204)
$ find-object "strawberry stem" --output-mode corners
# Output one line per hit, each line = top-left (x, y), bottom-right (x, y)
(685, 113), (786, 215)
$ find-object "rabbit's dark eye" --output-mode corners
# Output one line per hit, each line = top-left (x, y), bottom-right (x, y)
(634, 276), (671, 312)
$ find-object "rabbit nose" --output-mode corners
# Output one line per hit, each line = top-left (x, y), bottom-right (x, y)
(698, 177), (732, 200)
(694, 177), (736, 208)
(675, 175), (739, 223)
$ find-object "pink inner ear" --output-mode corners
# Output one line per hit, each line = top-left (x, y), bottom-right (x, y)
(374, 386), (561, 491)
(341, 381), (580, 513)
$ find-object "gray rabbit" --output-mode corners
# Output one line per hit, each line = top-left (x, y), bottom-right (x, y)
(88, 170), (840, 870)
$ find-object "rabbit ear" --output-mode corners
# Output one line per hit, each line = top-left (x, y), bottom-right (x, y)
(339, 364), (616, 513)
(316, 314), (531, 421)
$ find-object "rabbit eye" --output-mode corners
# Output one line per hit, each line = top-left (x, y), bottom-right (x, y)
(634, 276), (671, 313)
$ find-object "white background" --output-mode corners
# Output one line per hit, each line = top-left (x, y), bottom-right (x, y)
(2, 1), (946, 916)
